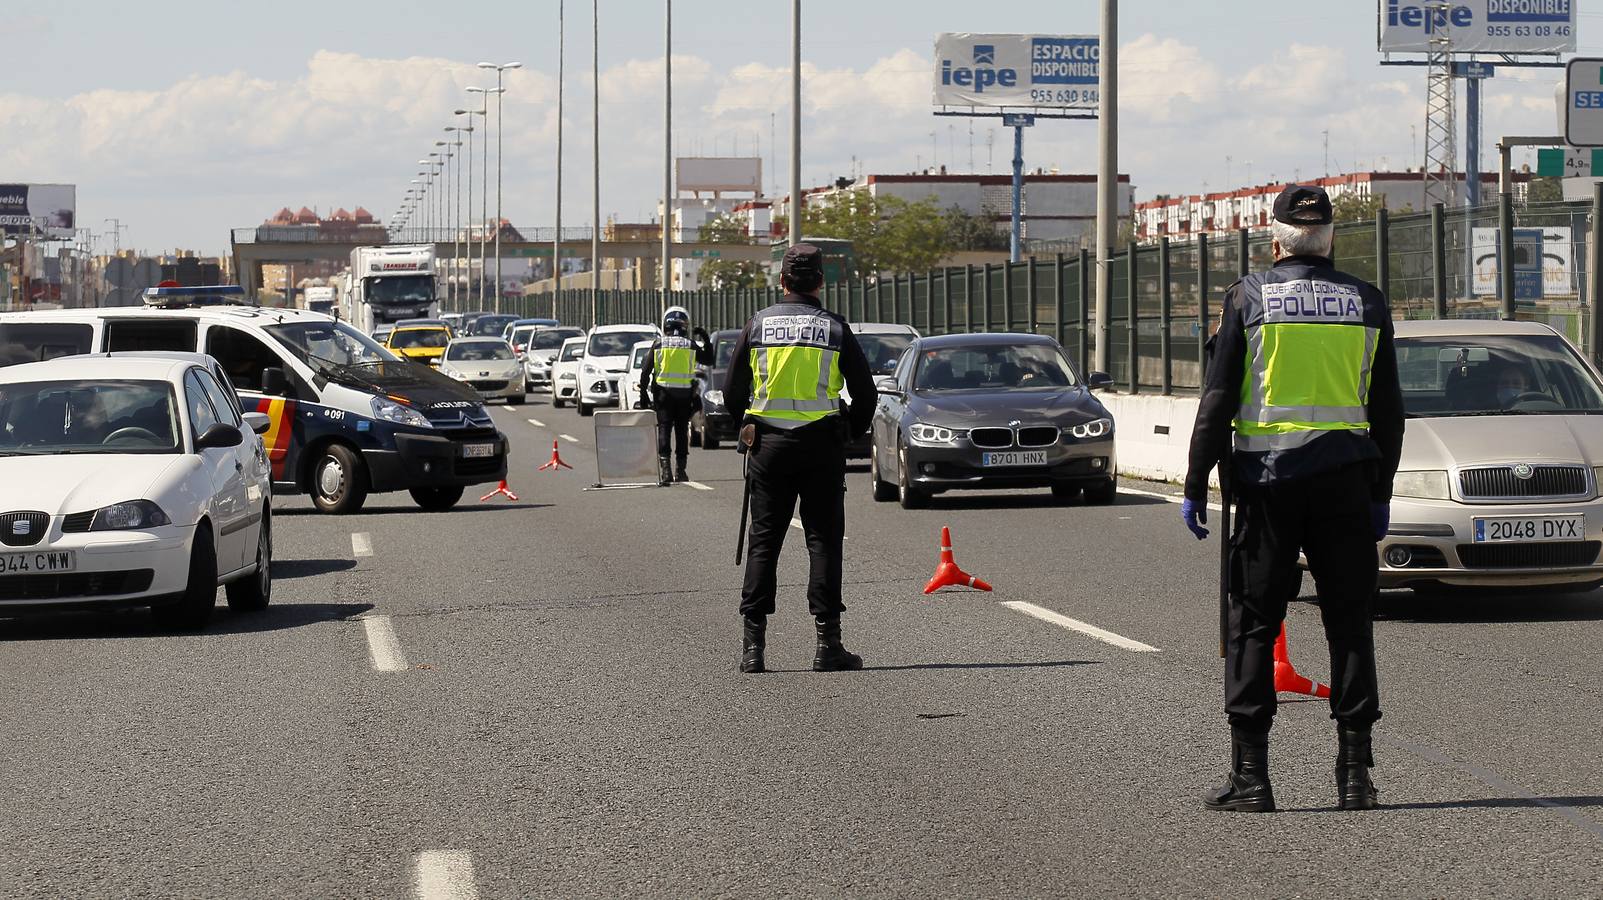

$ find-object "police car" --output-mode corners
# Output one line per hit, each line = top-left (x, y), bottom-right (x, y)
(0, 286), (509, 514)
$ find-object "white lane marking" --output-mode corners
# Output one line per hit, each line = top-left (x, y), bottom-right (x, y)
(684, 480), (713, 491)
(526, 417), (546, 427)
(558, 433), (579, 443)
(351, 532), (374, 558)
(1119, 485), (1224, 513)
(414, 851), (477, 900)
(789, 517), (847, 539)
(361, 615), (409, 672)
(790, 518), (803, 530)
(1001, 601), (1161, 653)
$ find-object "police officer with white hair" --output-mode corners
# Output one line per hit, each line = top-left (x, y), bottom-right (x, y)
(1182, 185), (1405, 813)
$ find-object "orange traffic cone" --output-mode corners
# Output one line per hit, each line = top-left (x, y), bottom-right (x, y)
(923, 526), (993, 594)
(537, 439), (573, 471)
(1273, 623), (1331, 698)
(480, 479), (519, 501)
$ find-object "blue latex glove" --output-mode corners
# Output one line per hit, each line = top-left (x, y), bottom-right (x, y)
(1181, 498), (1209, 540)
(1371, 502), (1390, 542)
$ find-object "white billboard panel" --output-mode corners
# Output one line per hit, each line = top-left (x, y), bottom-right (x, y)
(1378, 0), (1576, 54)
(933, 33), (1099, 110)
(676, 157), (762, 194)
(0, 184), (76, 239)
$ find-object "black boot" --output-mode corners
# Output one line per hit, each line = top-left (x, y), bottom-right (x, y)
(1336, 726), (1380, 810)
(812, 617), (863, 672)
(657, 456), (672, 486)
(1203, 732), (1276, 812)
(675, 458), (689, 483)
(739, 616), (766, 674)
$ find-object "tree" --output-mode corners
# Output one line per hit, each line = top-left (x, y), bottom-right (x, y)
(942, 206), (1009, 252)
(789, 190), (965, 277)
(1526, 176), (1565, 204)
(1331, 192), (1385, 223)
(696, 214), (768, 290)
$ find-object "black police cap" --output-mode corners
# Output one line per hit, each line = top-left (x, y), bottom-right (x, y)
(1272, 185), (1333, 226)
(782, 242), (824, 278)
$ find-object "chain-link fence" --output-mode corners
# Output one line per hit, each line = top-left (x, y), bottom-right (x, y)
(512, 197), (1601, 395)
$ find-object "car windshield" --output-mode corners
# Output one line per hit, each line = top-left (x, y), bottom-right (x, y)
(858, 333), (914, 375)
(589, 331), (656, 357)
(631, 345), (651, 368)
(447, 342), (515, 362)
(1396, 333), (1603, 416)
(268, 320), (399, 374)
(715, 337), (737, 369)
(532, 328), (583, 351)
(914, 343), (1079, 392)
(470, 315), (518, 336)
(560, 341), (585, 361)
(510, 327), (537, 346)
(0, 379), (180, 455)
(367, 275), (434, 306)
(389, 328), (450, 349)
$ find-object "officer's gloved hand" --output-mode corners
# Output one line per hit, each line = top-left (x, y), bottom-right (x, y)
(1181, 498), (1209, 540)
(1370, 502), (1390, 542)
(691, 326), (709, 344)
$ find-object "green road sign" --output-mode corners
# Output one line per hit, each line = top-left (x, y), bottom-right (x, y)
(1536, 147), (1603, 177)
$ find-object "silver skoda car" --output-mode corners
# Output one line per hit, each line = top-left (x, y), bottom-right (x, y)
(1382, 319), (1603, 592)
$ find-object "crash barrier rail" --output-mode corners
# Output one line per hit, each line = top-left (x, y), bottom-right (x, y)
(497, 191), (1603, 396)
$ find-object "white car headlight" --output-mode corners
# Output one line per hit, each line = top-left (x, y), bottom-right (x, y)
(582, 363), (601, 377)
(909, 422), (957, 444)
(371, 396), (433, 429)
(89, 500), (171, 531)
(559, 372), (576, 381)
(1393, 470), (1450, 500)
(702, 389), (724, 406)
(1067, 417), (1113, 439)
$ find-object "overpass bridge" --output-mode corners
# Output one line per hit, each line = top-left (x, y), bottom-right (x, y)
(229, 226), (772, 297)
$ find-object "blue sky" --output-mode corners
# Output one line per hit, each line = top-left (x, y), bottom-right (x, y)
(4, 1), (1596, 254)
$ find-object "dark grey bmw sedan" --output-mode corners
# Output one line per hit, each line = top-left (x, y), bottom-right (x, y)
(868, 333), (1117, 508)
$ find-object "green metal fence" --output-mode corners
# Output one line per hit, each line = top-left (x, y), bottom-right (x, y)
(497, 196), (1602, 395)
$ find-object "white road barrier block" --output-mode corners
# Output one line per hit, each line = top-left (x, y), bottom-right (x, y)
(1095, 392), (1215, 488)
(592, 410), (659, 487)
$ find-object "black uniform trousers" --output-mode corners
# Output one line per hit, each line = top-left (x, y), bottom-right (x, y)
(739, 418), (847, 620)
(654, 389), (696, 462)
(1227, 462), (1382, 735)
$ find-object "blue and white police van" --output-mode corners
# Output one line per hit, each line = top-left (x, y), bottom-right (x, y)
(0, 286), (508, 514)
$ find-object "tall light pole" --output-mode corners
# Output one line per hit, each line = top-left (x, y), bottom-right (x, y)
(443, 128), (464, 309)
(554, 0), (565, 314)
(410, 181), (423, 242)
(592, 0), (601, 327)
(662, 0), (672, 310)
(479, 62), (522, 312)
(789, 0), (801, 249)
(1094, 0), (1117, 372)
(419, 160), (436, 240)
(456, 107), (481, 305)
(466, 87), (501, 310)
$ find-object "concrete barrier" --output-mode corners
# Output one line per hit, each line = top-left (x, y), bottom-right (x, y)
(1098, 391), (1208, 487)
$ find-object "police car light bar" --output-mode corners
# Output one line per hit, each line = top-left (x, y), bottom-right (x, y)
(141, 285), (249, 307)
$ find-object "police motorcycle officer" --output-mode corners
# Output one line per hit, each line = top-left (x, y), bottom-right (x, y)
(1182, 185), (1405, 813)
(722, 243), (877, 674)
(638, 305), (714, 485)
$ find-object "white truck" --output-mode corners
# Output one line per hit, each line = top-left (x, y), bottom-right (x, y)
(341, 245), (439, 334)
(302, 285), (337, 317)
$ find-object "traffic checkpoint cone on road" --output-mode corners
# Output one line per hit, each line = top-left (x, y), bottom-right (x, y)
(537, 439), (573, 472)
(1273, 622), (1331, 698)
(923, 526), (993, 594)
(480, 479), (520, 502)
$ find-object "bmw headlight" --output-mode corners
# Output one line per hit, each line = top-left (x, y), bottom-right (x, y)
(909, 422), (957, 445)
(703, 389), (724, 407)
(1393, 470), (1450, 500)
(89, 500), (171, 531)
(371, 396), (433, 429)
(1067, 417), (1113, 439)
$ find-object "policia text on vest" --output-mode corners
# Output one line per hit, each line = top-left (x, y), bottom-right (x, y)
(723, 255), (879, 674)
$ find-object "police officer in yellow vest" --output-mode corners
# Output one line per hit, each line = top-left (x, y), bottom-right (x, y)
(639, 305), (713, 485)
(1183, 185), (1404, 813)
(723, 243), (877, 674)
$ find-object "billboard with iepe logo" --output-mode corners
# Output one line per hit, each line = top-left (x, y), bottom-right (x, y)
(1378, 0), (1577, 55)
(0, 184), (76, 239)
(933, 33), (1099, 109)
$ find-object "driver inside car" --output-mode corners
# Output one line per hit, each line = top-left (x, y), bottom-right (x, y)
(1494, 364), (1535, 409)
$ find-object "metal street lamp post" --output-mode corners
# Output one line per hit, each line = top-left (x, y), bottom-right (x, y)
(466, 87), (501, 310)
(455, 107), (483, 304)
(479, 62), (522, 313)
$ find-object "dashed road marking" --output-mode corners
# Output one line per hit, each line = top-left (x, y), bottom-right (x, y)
(558, 434), (579, 443)
(684, 481), (714, 491)
(526, 417), (546, 427)
(351, 532), (374, 558)
(1118, 485), (1223, 513)
(361, 615), (409, 672)
(1001, 601), (1161, 653)
(414, 850), (477, 900)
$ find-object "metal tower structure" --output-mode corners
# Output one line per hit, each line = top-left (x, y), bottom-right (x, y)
(1422, 2), (1458, 207)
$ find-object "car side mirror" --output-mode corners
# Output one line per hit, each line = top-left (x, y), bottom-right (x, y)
(196, 422), (244, 450)
(874, 375), (902, 397)
(241, 411), (272, 435)
(262, 367), (288, 396)
(1086, 371), (1114, 391)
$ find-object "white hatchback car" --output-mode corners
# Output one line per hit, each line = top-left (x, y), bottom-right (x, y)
(438, 337), (526, 405)
(617, 339), (655, 411)
(551, 336), (587, 409)
(0, 355), (273, 627)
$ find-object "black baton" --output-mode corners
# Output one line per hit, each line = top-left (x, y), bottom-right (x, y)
(1218, 462), (1232, 659)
